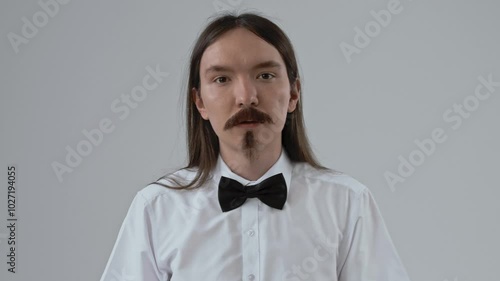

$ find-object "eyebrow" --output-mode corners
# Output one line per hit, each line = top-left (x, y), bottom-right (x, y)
(204, 60), (282, 76)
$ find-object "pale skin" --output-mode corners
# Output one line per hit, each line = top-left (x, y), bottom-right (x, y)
(193, 27), (300, 181)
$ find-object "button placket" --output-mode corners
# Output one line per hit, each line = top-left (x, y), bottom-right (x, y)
(241, 199), (260, 281)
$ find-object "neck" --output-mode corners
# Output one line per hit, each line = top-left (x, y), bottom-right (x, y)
(219, 142), (282, 181)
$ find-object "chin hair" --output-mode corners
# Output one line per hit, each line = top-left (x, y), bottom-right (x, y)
(243, 131), (259, 161)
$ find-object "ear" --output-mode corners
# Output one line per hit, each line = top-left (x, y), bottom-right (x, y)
(288, 78), (301, 113)
(192, 87), (209, 120)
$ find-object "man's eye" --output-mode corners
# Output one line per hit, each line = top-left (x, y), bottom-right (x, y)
(259, 73), (275, 80)
(214, 77), (228, 83)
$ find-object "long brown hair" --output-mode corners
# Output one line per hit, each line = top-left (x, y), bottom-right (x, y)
(153, 12), (328, 190)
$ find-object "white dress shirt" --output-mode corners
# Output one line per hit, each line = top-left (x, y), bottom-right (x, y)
(100, 148), (412, 281)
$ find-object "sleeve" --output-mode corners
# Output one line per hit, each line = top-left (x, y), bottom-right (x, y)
(100, 192), (163, 281)
(337, 187), (412, 281)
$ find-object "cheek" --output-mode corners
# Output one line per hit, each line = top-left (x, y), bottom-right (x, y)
(268, 95), (291, 124)
(202, 100), (231, 131)
(260, 104), (286, 136)
(199, 88), (229, 118)
(274, 107), (289, 127)
(206, 110), (227, 130)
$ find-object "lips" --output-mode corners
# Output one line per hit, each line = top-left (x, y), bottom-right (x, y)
(236, 120), (261, 127)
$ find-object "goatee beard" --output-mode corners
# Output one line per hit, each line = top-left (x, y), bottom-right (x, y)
(242, 130), (259, 162)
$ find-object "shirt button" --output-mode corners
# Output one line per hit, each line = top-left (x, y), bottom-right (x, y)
(248, 229), (255, 237)
(248, 274), (255, 280)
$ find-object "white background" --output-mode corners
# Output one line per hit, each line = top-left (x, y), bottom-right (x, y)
(1, 0), (499, 280)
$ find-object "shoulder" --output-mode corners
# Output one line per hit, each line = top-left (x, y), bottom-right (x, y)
(137, 167), (201, 205)
(292, 162), (368, 196)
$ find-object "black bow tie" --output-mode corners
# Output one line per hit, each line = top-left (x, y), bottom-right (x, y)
(218, 173), (287, 212)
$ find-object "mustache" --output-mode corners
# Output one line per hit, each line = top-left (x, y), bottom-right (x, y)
(224, 107), (274, 130)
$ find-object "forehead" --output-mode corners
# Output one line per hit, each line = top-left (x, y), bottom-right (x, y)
(200, 27), (285, 73)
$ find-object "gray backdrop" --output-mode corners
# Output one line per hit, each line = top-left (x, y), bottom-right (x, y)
(1, 0), (499, 280)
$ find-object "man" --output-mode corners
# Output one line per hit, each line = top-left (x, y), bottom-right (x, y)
(100, 12), (412, 281)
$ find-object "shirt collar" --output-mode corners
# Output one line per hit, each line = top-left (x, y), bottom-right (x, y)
(211, 147), (293, 191)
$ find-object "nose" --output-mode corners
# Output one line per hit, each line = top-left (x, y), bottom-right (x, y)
(235, 76), (258, 107)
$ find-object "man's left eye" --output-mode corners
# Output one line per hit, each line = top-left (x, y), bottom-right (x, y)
(214, 77), (228, 83)
(259, 73), (275, 80)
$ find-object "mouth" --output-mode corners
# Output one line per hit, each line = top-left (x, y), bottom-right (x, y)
(236, 120), (262, 127)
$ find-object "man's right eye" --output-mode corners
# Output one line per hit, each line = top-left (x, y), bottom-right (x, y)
(214, 77), (228, 84)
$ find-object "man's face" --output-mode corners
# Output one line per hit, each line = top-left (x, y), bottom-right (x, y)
(193, 27), (300, 160)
